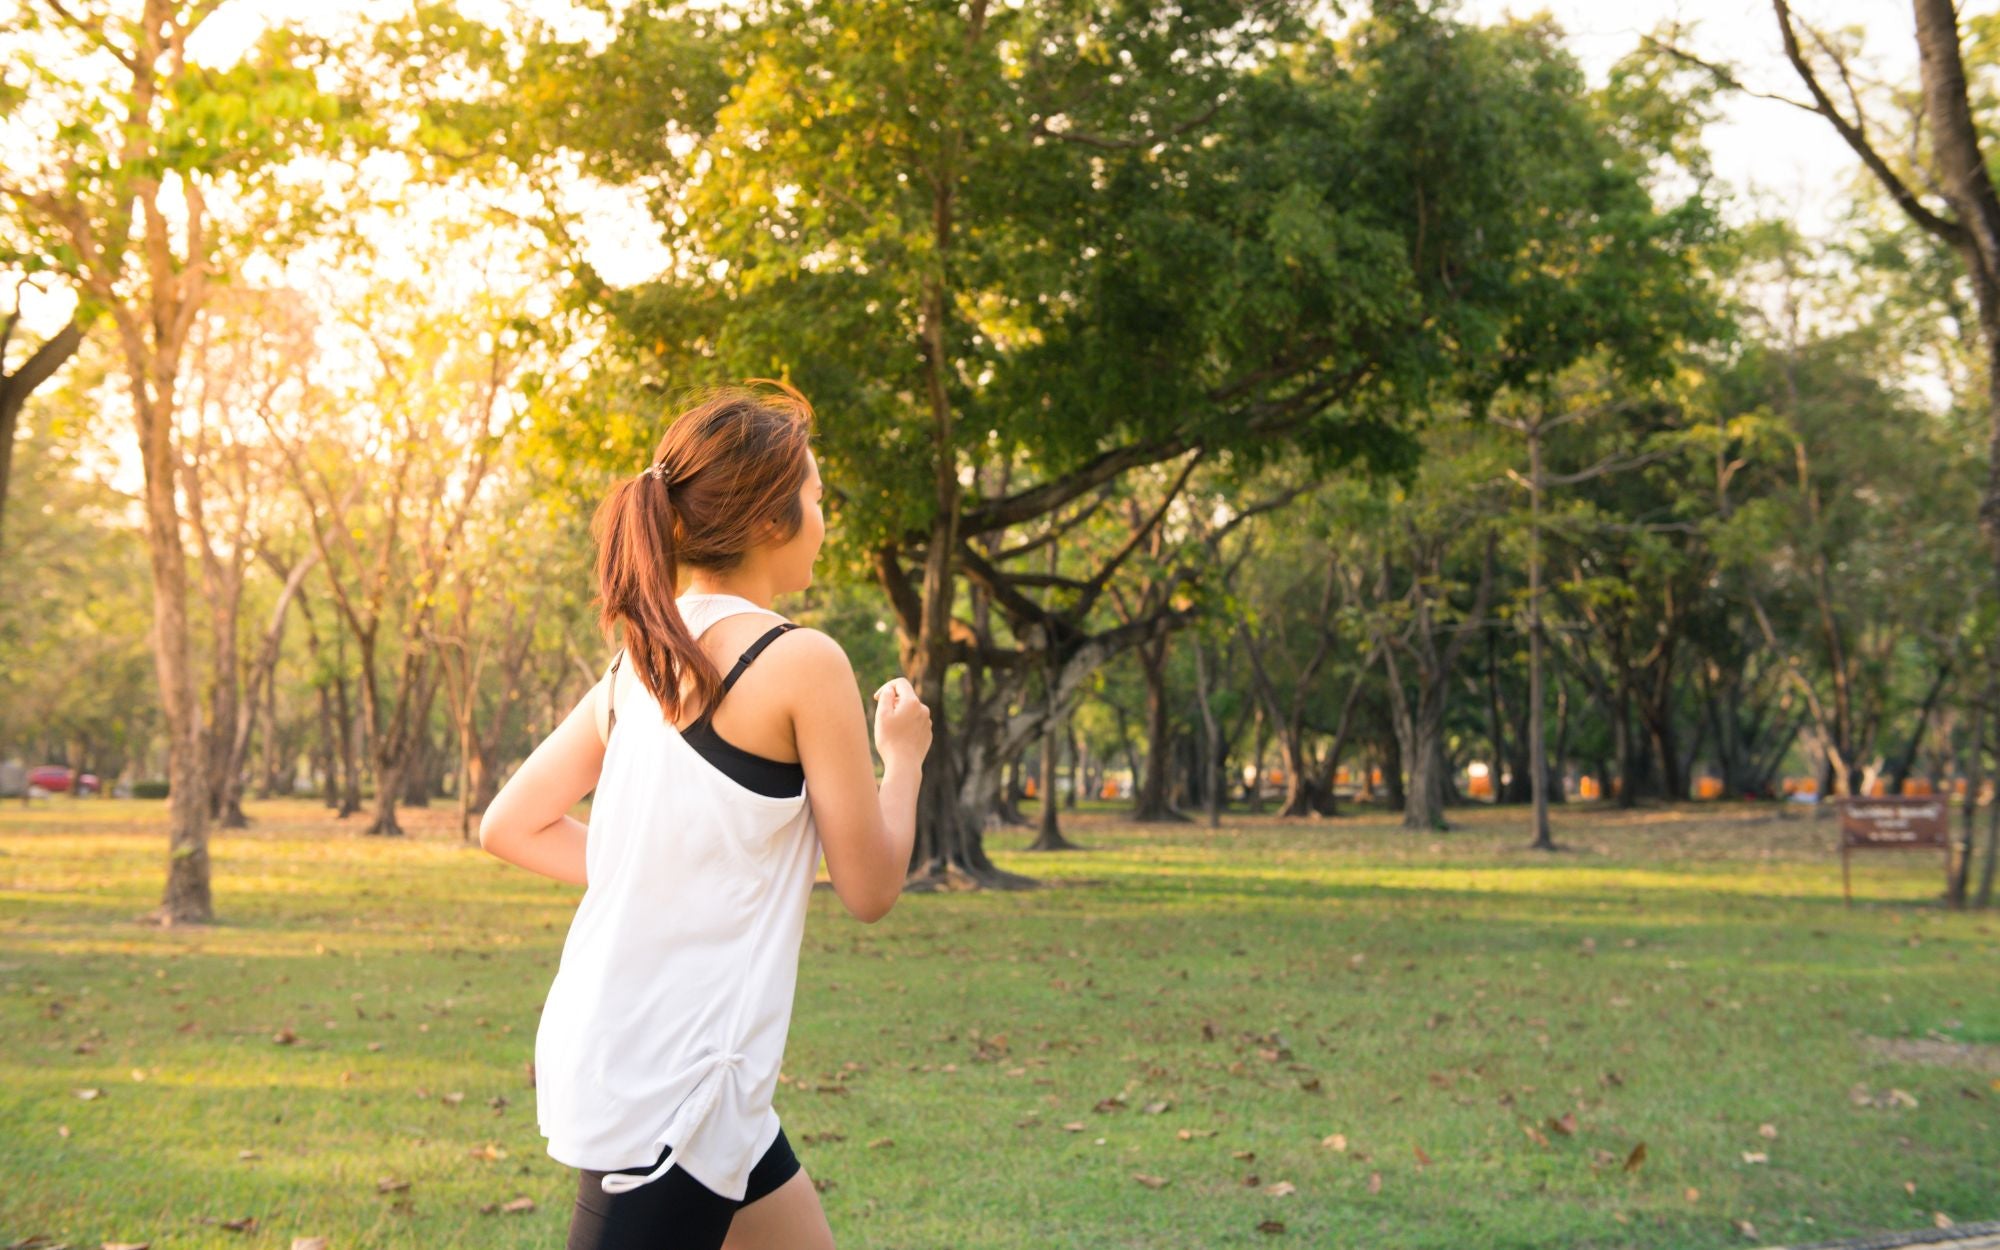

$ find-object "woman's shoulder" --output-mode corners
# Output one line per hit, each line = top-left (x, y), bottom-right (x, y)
(756, 624), (847, 674)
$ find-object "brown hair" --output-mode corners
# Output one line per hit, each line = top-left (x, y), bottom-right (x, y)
(592, 378), (817, 725)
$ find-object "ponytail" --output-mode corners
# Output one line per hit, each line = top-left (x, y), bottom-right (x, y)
(591, 380), (817, 727)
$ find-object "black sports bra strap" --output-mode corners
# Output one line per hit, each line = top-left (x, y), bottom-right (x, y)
(604, 650), (624, 739)
(606, 622), (796, 739)
(692, 616), (800, 732)
(708, 620), (792, 704)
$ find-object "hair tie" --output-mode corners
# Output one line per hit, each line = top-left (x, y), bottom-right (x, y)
(644, 462), (670, 485)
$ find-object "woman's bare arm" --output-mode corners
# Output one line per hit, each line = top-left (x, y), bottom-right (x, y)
(478, 676), (608, 886)
(784, 630), (924, 922)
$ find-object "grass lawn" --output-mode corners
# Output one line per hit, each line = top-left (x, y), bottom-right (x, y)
(1, 795), (1995, 1249)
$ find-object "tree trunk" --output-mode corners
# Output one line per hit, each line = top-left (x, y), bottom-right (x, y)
(1951, 667), (1989, 907)
(125, 355), (215, 922)
(1549, 657), (1571, 806)
(1381, 728), (1406, 810)
(1131, 631), (1187, 823)
(1405, 705), (1450, 832)
(1614, 681), (1641, 807)
(1276, 724), (1312, 817)
(1192, 636), (1224, 829)
(1063, 717), (1079, 812)
(1242, 704), (1264, 813)
(315, 681), (336, 804)
(1909, 5), (2000, 741)
(336, 670), (361, 818)
(258, 657), (286, 798)
(1028, 695), (1077, 850)
(370, 759), (408, 837)
(1888, 659), (1953, 793)
(1484, 618), (1514, 802)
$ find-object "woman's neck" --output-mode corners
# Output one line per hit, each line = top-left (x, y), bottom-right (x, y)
(681, 578), (776, 610)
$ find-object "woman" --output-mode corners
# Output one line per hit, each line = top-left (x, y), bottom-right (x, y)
(478, 379), (931, 1250)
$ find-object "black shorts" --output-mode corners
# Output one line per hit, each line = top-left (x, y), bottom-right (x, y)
(566, 1126), (802, 1250)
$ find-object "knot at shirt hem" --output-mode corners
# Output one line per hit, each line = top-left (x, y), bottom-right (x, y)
(597, 1048), (749, 1196)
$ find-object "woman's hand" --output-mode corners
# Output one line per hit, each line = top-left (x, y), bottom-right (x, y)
(871, 677), (932, 771)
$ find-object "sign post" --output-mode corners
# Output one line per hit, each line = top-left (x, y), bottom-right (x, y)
(1836, 796), (1952, 906)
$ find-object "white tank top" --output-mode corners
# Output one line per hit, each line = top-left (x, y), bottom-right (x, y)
(534, 592), (820, 1200)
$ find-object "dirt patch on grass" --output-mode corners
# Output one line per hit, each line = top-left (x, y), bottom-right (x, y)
(1860, 1034), (2000, 1074)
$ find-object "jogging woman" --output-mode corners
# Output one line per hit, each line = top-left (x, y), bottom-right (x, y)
(478, 379), (930, 1249)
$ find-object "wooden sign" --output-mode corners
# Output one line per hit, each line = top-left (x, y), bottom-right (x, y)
(1836, 796), (1952, 905)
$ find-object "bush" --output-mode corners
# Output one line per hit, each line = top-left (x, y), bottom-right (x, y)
(130, 781), (170, 800)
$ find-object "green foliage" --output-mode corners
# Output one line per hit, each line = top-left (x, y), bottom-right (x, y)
(444, 1), (1733, 562)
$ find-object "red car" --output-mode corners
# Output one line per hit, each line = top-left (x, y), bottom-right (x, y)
(29, 765), (100, 795)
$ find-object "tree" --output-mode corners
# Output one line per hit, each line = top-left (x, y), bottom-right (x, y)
(177, 284), (323, 828)
(260, 283), (527, 836)
(1, 0), (357, 920)
(1658, 3), (2000, 871)
(480, 0), (1458, 887)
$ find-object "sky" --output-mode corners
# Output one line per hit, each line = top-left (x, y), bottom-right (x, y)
(1459, 0), (1928, 237)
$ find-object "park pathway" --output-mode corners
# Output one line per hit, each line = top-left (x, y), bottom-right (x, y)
(1765, 1221), (2000, 1250)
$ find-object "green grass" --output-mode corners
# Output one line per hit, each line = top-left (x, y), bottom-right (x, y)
(2, 795), (1996, 1249)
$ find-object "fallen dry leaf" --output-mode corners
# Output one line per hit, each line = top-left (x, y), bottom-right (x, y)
(1740, 1151), (1768, 1165)
(1263, 1181), (1296, 1197)
(1757, 1123), (1777, 1139)
(1320, 1133), (1347, 1152)
(1256, 1220), (1286, 1235)
(1367, 1171), (1382, 1195)
(1548, 1111), (1577, 1136)
(1132, 1173), (1169, 1189)
(1624, 1142), (1647, 1173)
(291, 1239), (329, 1250)
(500, 1198), (534, 1215)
